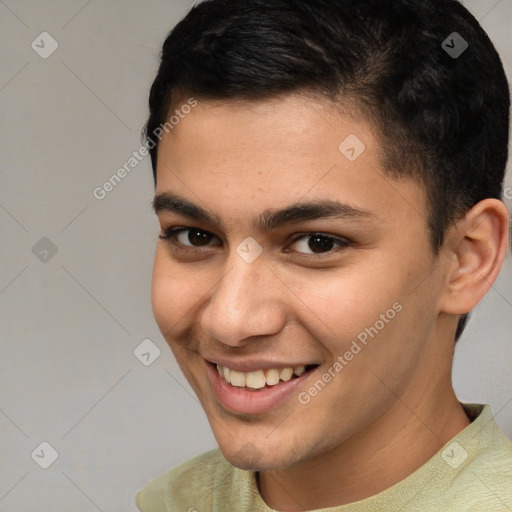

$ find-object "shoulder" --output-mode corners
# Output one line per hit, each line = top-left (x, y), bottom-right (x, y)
(136, 449), (242, 512)
(368, 404), (512, 512)
(438, 404), (512, 510)
(462, 403), (512, 472)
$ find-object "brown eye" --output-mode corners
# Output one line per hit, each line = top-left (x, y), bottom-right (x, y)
(160, 228), (222, 248)
(186, 229), (214, 246)
(289, 233), (350, 254)
(308, 235), (335, 253)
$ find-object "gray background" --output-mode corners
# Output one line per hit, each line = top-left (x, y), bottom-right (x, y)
(0, 1), (511, 510)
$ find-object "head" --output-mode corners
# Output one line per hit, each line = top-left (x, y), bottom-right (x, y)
(146, 0), (510, 471)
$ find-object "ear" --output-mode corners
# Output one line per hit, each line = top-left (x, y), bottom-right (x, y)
(439, 198), (509, 315)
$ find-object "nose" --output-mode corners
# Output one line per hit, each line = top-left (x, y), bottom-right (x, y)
(200, 254), (287, 347)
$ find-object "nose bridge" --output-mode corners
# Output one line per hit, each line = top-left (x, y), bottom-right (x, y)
(201, 253), (285, 345)
(220, 256), (261, 307)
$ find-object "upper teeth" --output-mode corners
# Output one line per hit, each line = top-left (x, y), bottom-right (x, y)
(216, 365), (306, 389)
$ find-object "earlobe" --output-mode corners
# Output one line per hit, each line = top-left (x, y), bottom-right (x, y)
(440, 198), (509, 315)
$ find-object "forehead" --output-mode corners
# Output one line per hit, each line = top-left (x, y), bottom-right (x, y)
(155, 94), (427, 227)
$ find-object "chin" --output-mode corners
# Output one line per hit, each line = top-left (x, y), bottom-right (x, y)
(221, 448), (284, 472)
(215, 432), (304, 472)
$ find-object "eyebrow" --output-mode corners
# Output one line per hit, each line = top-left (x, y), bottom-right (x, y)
(153, 193), (226, 229)
(152, 192), (376, 232)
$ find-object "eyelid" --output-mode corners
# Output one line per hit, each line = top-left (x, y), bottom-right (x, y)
(159, 226), (222, 246)
(288, 231), (350, 244)
(280, 232), (351, 258)
(159, 226), (185, 239)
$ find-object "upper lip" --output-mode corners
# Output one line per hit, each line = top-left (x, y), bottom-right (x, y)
(204, 356), (319, 373)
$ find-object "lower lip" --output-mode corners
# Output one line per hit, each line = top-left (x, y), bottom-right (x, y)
(206, 362), (315, 415)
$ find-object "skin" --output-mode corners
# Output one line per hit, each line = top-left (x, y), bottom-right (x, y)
(151, 93), (509, 510)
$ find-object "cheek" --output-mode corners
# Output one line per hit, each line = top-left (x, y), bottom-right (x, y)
(151, 251), (190, 336)
(151, 276), (173, 335)
(292, 267), (398, 348)
(151, 250), (220, 340)
(294, 251), (434, 366)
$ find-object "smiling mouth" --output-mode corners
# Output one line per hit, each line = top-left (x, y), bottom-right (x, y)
(213, 363), (318, 391)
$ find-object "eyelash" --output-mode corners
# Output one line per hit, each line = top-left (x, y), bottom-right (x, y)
(158, 227), (351, 255)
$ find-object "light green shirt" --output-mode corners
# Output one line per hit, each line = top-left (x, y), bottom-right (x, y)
(137, 404), (512, 511)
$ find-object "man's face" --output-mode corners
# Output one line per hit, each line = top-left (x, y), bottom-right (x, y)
(152, 94), (447, 471)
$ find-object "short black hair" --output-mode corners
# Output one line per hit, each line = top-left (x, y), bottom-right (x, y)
(145, 0), (510, 339)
